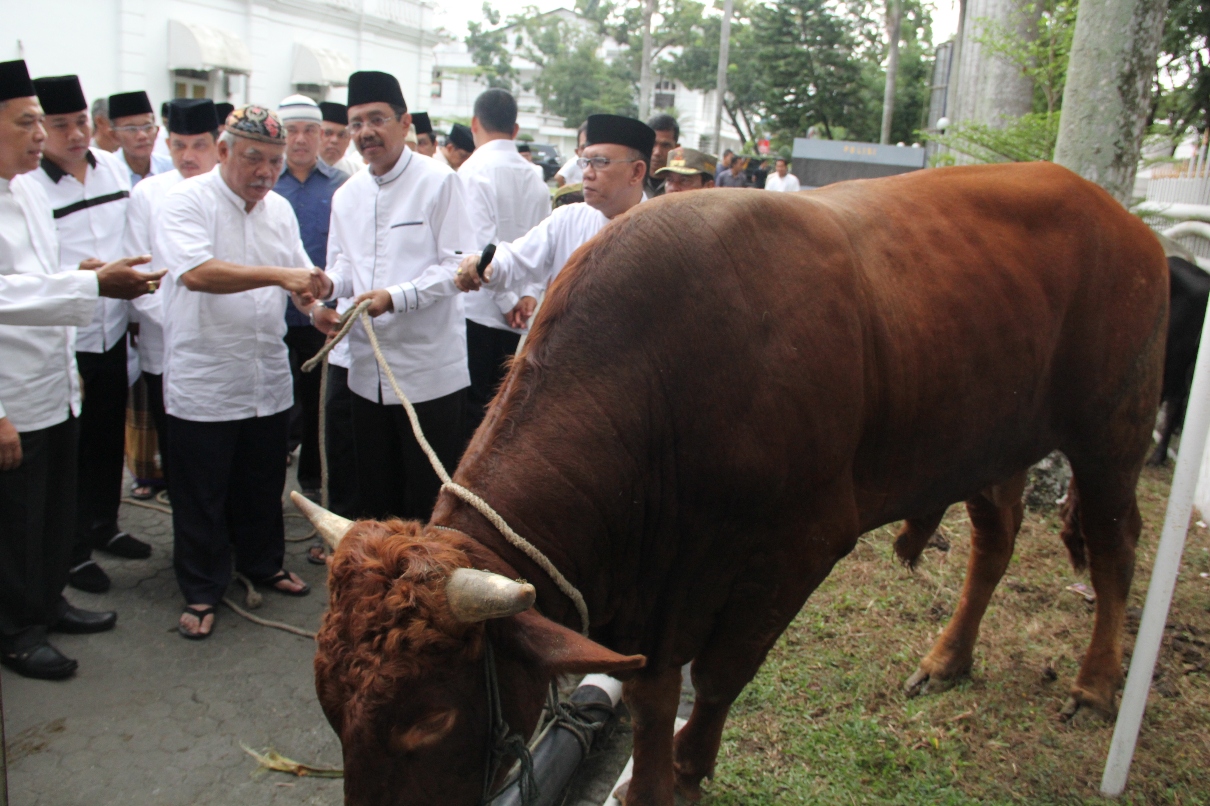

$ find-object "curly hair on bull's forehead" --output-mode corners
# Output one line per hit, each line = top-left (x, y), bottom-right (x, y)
(314, 520), (484, 729)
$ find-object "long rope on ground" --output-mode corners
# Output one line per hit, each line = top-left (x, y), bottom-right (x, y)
(301, 299), (591, 635)
(221, 596), (316, 640)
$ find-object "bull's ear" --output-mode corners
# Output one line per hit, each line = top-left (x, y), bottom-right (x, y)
(507, 609), (646, 675)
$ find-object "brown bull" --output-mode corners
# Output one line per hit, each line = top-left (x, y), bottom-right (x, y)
(302, 162), (1167, 806)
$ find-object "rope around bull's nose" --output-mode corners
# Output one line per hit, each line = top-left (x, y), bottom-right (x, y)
(302, 299), (591, 635)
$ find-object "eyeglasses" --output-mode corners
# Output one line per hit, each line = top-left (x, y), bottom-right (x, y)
(576, 156), (642, 171)
(113, 124), (158, 135)
(348, 115), (400, 134)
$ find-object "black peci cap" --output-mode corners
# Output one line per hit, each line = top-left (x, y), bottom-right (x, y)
(585, 114), (656, 160)
(33, 75), (88, 115)
(108, 90), (154, 120)
(318, 101), (347, 126)
(411, 111), (433, 136)
(168, 98), (219, 135)
(215, 103), (234, 124)
(448, 123), (474, 153)
(0, 60), (35, 103)
(347, 70), (406, 111)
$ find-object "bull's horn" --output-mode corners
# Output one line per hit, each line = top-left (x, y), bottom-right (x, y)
(289, 491), (353, 550)
(445, 568), (536, 623)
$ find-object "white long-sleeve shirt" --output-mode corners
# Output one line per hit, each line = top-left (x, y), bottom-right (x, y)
(764, 172), (801, 193)
(22, 147), (132, 354)
(458, 139), (551, 333)
(156, 168), (311, 422)
(0, 176), (93, 431)
(122, 169), (183, 375)
(325, 148), (473, 405)
(484, 201), (615, 299)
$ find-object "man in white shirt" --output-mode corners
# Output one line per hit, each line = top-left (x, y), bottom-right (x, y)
(156, 104), (323, 639)
(443, 123), (475, 171)
(318, 102), (363, 176)
(455, 114), (654, 316)
(26, 74), (149, 594)
(123, 99), (221, 497)
(764, 157), (801, 193)
(0, 59), (164, 680)
(555, 122), (588, 188)
(458, 88), (552, 434)
(90, 97), (119, 153)
(109, 91), (172, 186)
(311, 70), (472, 522)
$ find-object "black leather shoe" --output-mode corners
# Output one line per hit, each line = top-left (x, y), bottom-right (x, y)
(68, 560), (111, 593)
(52, 605), (117, 635)
(0, 642), (78, 680)
(95, 531), (152, 560)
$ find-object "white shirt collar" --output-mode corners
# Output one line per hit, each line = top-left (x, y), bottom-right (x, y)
(212, 168), (259, 215)
(373, 147), (413, 186)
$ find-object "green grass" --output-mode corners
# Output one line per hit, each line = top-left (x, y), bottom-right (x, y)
(697, 465), (1210, 805)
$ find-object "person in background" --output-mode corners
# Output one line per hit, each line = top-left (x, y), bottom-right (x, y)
(156, 105), (323, 639)
(411, 111), (437, 157)
(214, 103), (234, 137)
(274, 94), (349, 500)
(90, 97), (118, 152)
(655, 146), (717, 193)
(458, 88), (552, 437)
(442, 123), (474, 171)
(717, 153), (749, 188)
(764, 156), (801, 192)
(515, 143), (546, 183)
(555, 121), (587, 188)
(151, 101), (171, 161)
(110, 91), (173, 186)
(318, 101), (362, 175)
(25, 74), (151, 594)
(715, 148), (733, 180)
(644, 113), (679, 198)
(122, 99), (221, 500)
(2, 59), (165, 680)
(552, 182), (583, 207)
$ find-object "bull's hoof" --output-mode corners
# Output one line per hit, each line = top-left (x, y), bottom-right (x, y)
(1059, 689), (1118, 722)
(673, 776), (704, 803)
(904, 666), (966, 697)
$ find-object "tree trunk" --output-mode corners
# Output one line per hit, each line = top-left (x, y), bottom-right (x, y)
(881, 0), (902, 144)
(638, 0), (657, 121)
(951, 0), (1035, 129)
(712, 0), (735, 154)
(1053, 0), (1169, 203)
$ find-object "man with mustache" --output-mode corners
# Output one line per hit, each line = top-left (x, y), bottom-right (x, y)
(318, 101), (362, 176)
(154, 104), (324, 639)
(310, 70), (473, 523)
(122, 99), (223, 498)
(109, 90), (172, 186)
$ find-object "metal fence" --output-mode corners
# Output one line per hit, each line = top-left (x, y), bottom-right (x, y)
(1143, 142), (1210, 260)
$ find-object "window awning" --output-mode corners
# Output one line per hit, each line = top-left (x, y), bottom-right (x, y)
(292, 44), (354, 87)
(168, 19), (253, 74)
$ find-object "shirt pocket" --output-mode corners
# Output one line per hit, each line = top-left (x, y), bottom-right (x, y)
(388, 220), (434, 269)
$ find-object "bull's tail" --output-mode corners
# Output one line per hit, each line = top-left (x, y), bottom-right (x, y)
(1059, 478), (1088, 571)
(893, 509), (947, 569)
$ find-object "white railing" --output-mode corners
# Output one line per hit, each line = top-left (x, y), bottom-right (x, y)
(1143, 142), (1210, 260)
(322, 0), (423, 27)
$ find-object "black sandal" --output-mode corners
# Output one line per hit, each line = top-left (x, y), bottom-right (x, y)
(178, 604), (216, 640)
(258, 570), (311, 597)
(306, 540), (329, 566)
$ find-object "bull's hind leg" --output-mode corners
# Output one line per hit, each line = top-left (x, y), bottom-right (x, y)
(905, 472), (1027, 696)
(621, 665), (684, 806)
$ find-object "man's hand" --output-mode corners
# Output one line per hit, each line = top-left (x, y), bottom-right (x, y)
(354, 289), (394, 317)
(0, 418), (22, 472)
(277, 268), (324, 304)
(454, 253), (494, 292)
(94, 256), (163, 299)
(79, 258), (105, 271)
(312, 305), (342, 336)
(310, 269), (333, 300)
(507, 296), (537, 329)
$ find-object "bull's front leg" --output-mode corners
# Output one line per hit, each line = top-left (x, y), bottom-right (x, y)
(621, 665), (684, 806)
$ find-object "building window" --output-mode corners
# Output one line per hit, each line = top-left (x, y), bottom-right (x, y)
(431, 67), (442, 98)
(173, 69), (210, 99)
(654, 79), (675, 110)
(295, 83), (326, 102)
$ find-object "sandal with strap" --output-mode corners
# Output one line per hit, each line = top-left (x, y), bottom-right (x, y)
(178, 604), (216, 640)
(306, 540), (329, 566)
(257, 570), (311, 597)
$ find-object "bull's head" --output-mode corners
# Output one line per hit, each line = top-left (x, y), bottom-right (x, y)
(293, 494), (645, 806)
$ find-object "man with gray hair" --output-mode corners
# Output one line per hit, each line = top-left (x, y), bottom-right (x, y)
(90, 97), (118, 152)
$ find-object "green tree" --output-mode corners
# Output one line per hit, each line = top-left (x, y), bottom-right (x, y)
(466, 3), (520, 92)
(1151, 0), (1210, 153)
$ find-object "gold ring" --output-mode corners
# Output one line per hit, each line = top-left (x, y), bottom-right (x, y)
(147, 280), (159, 293)
(455, 268), (463, 275)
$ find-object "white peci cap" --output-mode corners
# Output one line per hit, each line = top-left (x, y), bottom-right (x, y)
(277, 93), (322, 123)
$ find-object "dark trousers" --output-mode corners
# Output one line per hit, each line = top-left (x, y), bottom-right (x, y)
(71, 340), (129, 566)
(324, 365), (359, 519)
(350, 388), (465, 521)
(0, 417), (78, 651)
(143, 372), (169, 486)
(466, 320), (521, 438)
(167, 411), (290, 605)
(286, 326), (326, 490)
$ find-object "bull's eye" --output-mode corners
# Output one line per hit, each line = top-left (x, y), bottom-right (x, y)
(389, 709), (458, 754)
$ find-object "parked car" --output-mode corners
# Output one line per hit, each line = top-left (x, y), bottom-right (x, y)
(524, 142), (563, 182)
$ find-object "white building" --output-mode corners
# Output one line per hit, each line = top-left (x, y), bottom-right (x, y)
(8, 0), (441, 112)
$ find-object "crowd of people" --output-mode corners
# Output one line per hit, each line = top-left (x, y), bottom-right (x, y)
(0, 55), (800, 681)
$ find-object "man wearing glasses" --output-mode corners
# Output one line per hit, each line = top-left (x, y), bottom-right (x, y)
(108, 91), (172, 186)
(453, 113), (653, 324)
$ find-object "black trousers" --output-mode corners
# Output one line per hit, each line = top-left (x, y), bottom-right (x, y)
(350, 388), (465, 521)
(466, 320), (521, 438)
(324, 365), (359, 519)
(286, 326), (326, 490)
(143, 372), (169, 486)
(0, 417), (78, 651)
(71, 340), (129, 566)
(167, 411), (290, 605)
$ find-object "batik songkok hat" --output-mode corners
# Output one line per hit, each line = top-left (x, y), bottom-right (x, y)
(277, 94), (322, 123)
(319, 102), (348, 126)
(347, 71), (406, 110)
(32, 75), (87, 115)
(107, 90), (154, 120)
(585, 113), (656, 160)
(225, 104), (285, 144)
(168, 99), (219, 135)
(410, 111), (433, 136)
(0, 60), (35, 103)
(448, 123), (474, 153)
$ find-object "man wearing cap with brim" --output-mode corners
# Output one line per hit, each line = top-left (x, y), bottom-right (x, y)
(655, 146), (717, 193)
(411, 111), (437, 158)
(318, 101), (362, 176)
(122, 98), (222, 499)
(454, 113), (653, 322)
(1, 59), (164, 680)
(155, 104), (326, 639)
(442, 122), (475, 170)
(274, 94), (350, 501)
(109, 90), (172, 185)
(310, 70), (473, 524)
(23, 74), (153, 593)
